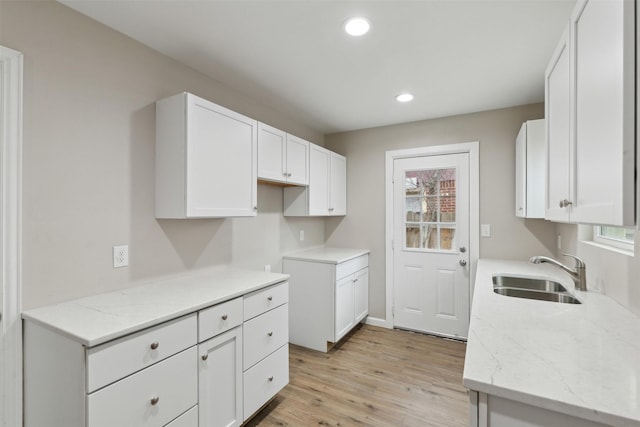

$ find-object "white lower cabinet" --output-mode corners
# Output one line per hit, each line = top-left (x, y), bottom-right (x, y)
(23, 279), (289, 427)
(469, 391), (608, 427)
(284, 249), (369, 352)
(87, 347), (198, 427)
(242, 282), (290, 421)
(198, 327), (243, 427)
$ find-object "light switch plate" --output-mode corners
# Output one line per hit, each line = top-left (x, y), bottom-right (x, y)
(480, 224), (491, 237)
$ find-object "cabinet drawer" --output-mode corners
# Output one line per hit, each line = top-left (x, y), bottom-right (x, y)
(165, 406), (198, 427)
(86, 314), (197, 393)
(87, 346), (197, 427)
(244, 281), (288, 321)
(243, 304), (288, 370)
(335, 255), (368, 280)
(198, 297), (243, 342)
(243, 344), (289, 421)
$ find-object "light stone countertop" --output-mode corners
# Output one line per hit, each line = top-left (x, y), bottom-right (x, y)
(463, 259), (640, 426)
(282, 247), (369, 264)
(22, 266), (289, 347)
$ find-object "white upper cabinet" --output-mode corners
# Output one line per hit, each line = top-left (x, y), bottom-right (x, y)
(545, 0), (635, 226)
(515, 119), (545, 218)
(570, 0), (635, 226)
(155, 92), (258, 218)
(545, 27), (572, 222)
(283, 143), (347, 216)
(257, 123), (309, 186)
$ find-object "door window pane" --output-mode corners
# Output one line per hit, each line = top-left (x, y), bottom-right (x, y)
(404, 168), (457, 251)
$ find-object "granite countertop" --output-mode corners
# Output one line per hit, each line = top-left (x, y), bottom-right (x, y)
(22, 266), (289, 347)
(463, 259), (640, 426)
(282, 247), (370, 264)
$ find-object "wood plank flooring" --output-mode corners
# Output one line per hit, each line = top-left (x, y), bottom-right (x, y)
(246, 324), (469, 427)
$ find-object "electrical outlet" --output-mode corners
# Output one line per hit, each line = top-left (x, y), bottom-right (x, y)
(113, 245), (129, 268)
(299, 230), (305, 241)
(264, 265), (271, 273)
(480, 224), (491, 237)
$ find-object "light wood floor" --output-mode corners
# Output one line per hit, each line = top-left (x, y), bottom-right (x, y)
(246, 324), (469, 427)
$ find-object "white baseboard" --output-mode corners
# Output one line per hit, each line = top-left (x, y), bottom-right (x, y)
(365, 316), (393, 329)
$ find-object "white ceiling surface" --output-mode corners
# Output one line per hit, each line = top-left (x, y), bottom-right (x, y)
(60, 0), (576, 134)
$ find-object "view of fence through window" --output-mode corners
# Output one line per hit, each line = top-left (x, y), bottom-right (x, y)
(404, 168), (456, 250)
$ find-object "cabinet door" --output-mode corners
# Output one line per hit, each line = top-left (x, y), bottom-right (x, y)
(187, 95), (257, 217)
(257, 123), (286, 183)
(353, 268), (369, 323)
(515, 123), (526, 218)
(329, 152), (347, 215)
(308, 144), (330, 215)
(571, 0), (635, 226)
(198, 327), (243, 427)
(285, 134), (310, 185)
(334, 275), (354, 341)
(545, 27), (573, 222)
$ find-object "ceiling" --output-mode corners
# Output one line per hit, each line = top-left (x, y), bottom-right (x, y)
(60, 0), (576, 134)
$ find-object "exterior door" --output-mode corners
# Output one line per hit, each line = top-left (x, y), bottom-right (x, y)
(393, 153), (470, 339)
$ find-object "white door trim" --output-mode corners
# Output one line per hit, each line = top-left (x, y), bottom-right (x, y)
(0, 45), (24, 427)
(382, 142), (479, 329)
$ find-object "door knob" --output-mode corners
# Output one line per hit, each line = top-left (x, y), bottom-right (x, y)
(459, 259), (467, 267)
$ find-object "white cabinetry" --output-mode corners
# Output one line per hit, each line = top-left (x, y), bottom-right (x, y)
(242, 282), (289, 420)
(22, 270), (289, 427)
(545, 27), (572, 222)
(469, 391), (608, 427)
(545, 0), (635, 225)
(283, 144), (347, 216)
(284, 248), (369, 352)
(257, 122), (309, 185)
(515, 119), (545, 218)
(198, 298), (243, 427)
(24, 315), (199, 427)
(156, 92), (258, 218)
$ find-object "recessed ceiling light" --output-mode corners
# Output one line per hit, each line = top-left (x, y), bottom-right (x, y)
(396, 93), (414, 103)
(344, 17), (370, 36)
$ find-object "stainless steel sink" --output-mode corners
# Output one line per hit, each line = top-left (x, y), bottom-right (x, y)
(492, 275), (568, 293)
(492, 275), (581, 304)
(493, 287), (581, 304)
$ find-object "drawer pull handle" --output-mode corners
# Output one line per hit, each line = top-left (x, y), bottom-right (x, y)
(268, 376), (274, 382)
(150, 396), (160, 406)
(150, 342), (159, 350)
(202, 354), (209, 361)
(221, 314), (228, 320)
(267, 331), (273, 337)
(267, 296), (273, 301)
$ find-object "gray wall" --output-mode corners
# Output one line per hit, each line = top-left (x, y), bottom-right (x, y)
(324, 105), (558, 319)
(1, 0), (326, 309)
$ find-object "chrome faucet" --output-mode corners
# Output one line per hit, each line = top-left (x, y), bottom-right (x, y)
(529, 254), (587, 291)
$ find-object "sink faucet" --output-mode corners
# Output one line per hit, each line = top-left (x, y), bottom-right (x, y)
(529, 254), (587, 291)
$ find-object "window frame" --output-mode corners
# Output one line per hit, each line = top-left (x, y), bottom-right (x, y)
(593, 225), (635, 252)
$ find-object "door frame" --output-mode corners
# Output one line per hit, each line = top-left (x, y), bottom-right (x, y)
(384, 142), (479, 329)
(1, 45), (24, 427)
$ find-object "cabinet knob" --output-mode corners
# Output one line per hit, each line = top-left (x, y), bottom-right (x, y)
(459, 259), (467, 267)
(283, 172), (288, 177)
(267, 296), (273, 301)
(221, 314), (228, 320)
(253, 206), (258, 211)
(150, 396), (160, 406)
(150, 341), (159, 350)
(559, 199), (573, 208)
(328, 207), (334, 211)
(201, 354), (209, 361)
(287, 173), (292, 177)
(267, 331), (273, 337)
(268, 376), (274, 382)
